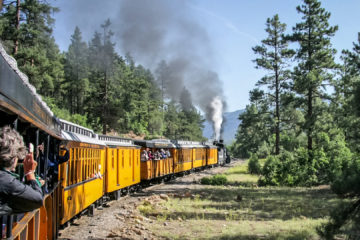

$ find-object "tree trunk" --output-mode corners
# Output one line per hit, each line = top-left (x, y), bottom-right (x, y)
(102, 72), (108, 135)
(307, 88), (313, 152)
(275, 73), (280, 155)
(13, 0), (21, 55)
(274, 28), (280, 155)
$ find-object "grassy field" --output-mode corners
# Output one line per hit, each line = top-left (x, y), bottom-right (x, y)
(139, 161), (345, 240)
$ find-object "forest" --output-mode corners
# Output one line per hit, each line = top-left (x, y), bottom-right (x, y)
(230, 0), (360, 237)
(0, 0), (205, 141)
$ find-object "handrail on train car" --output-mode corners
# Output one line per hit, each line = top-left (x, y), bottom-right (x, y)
(10, 209), (40, 240)
(2, 183), (60, 240)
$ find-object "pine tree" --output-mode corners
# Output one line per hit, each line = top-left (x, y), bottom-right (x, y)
(331, 33), (360, 153)
(163, 101), (180, 139)
(64, 26), (89, 114)
(87, 20), (119, 134)
(0, 0), (63, 97)
(291, 0), (338, 155)
(234, 89), (273, 158)
(253, 14), (294, 154)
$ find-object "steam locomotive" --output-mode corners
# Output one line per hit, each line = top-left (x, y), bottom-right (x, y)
(0, 43), (228, 239)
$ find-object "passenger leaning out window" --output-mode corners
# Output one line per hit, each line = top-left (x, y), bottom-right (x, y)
(0, 126), (43, 216)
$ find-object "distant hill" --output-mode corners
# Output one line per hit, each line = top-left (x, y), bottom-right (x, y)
(203, 109), (244, 145)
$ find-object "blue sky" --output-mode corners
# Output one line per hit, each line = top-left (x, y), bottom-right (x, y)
(50, 0), (360, 112)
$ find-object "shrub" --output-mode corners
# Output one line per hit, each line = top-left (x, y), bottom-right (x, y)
(200, 177), (211, 185)
(256, 141), (271, 158)
(259, 150), (315, 187)
(258, 155), (281, 186)
(259, 131), (354, 187)
(248, 154), (262, 175)
(200, 174), (228, 185)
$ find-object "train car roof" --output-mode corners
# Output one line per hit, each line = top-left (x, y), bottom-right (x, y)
(202, 141), (218, 149)
(133, 139), (176, 148)
(0, 43), (61, 138)
(171, 140), (205, 148)
(60, 119), (105, 146)
(98, 135), (139, 148)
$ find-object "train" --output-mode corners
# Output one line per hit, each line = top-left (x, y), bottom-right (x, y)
(0, 42), (229, 239)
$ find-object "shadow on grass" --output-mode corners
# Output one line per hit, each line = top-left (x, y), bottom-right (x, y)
(207, 229), (315, 240)
(141, 186), (342, 221)
(190, 187), (339, 220)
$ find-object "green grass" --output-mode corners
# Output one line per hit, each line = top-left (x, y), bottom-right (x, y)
(223, 161), (259, 186)
(139, 160), (346, 240)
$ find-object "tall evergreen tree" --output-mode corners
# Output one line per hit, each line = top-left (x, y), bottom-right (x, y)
(0, 0), (63, 97)
(291, 0), (338, 155)
(87, 20), (119, 134)
(332, 33), (360, 152)
(64, 26), (89, 114)
(253, 14), (294, 154)
(234, 89), (273, 158)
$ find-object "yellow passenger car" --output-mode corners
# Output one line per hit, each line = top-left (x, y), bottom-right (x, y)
(172, 141), (206, 173)
(204, 141), (218, 166)
(99, 135), (141, 198)
(59, 120), (106, 225)
(134, 139), (176, 180)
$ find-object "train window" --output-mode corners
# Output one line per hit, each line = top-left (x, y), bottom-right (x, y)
(90, 150), (93, 177)
(88, 149), (90, 178)
(94, 150), (97, 174)
(93, 150), (96, 175)
(77, 148), (81, 183)
(74, 148), (77, 184)
(69, 148), (74, 186)
(112, 149), (115, 169)
(80, 149), (83, 182)
(67, 149), (71, 186)
(88, 149), (90, 179)
(73, 148), (76, 184)
(78, 148), (81, 183)
(85, 149), (88, 180)
(83, 149), (86, 180)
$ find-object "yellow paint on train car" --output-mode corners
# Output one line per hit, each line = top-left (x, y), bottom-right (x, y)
(105, 147), (141, 193)
(193, 148), (207, 169)
(140, 148), (175, 180)
(59, 146), (106, 225)
(153, 158), (173, 177)
(140, 160), (153, 180)
(207, 148), (218, 165)
(174, 149), (192, 173)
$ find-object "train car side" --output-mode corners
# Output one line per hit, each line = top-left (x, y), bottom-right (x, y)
(100, 135), (141, 198)
(203, 141), (218, 166)
(134, 139), (176, 181)
(0, 43), (62, 240)
(59, 120), (106, 225)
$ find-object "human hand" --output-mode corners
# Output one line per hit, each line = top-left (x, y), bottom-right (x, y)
(23, 153), (37, 181)
(39, 178), (45, 186)
(36, 143), (44, 158)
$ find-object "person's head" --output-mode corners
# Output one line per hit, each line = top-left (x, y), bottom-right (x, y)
(0, 126), (27, 171)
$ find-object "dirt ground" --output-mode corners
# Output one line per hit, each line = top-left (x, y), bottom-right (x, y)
(58, 160), (241, 240)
